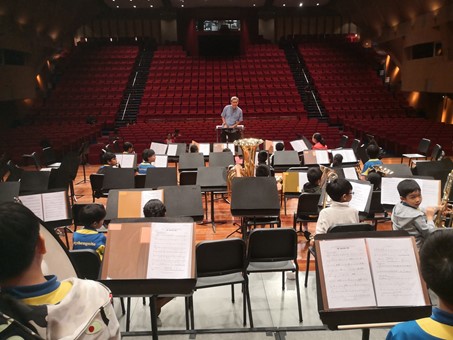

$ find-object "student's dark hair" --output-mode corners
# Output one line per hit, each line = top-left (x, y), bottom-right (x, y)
(326, 178), (353, 202)
(366, 171), (382, 191)
(255, 164), (270, 177)
(143, 199), (166, 217)
(257, 150), (268, 164)
(222, 148), (231, 153)
(313, 132), (326, 146)
(78, 204), (106, 227)
(366, 144), (380, 159)
(420, 230), (453, 306)
(275, 142), (285, 151)
(189, 144), (199, 153)
(307, 167), (322, 184)
(0, 203), (40, 282)
(123, 142), (134, 152)
(142, 148), (156, 162)
(102, 152), (116, 164)
(332, 154), (343, 167)
(397, 179), (421, 198)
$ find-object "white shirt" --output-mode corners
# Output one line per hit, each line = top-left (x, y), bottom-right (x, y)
(315, 201), (359, 235)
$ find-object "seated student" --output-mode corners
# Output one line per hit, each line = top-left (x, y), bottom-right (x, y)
(255, 164), (271, 177)
(165, 133), (175, 144)
(360, 144), (383, 178)
(300, 167), (323, 240)
(0, 202), (120, 339)
(312, 132), (328, 150)
(392, 179), (437, 249)
(331, 153), (343, 167)
(137, 148), (156, 174)
(315, 178), (359, 235)
(257, 150), (275, 176)
(386, 229), (453, 339)
(73, 204), (107, 260)
(189, 144), (199, 153)
(98, 152), (119, 173)
(123, 141), (134, 154)
(270, 142), (284, 167)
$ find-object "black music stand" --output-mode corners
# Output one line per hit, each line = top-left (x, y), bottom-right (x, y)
(208, 152), (234, 168)
(230, 177), (280, 239)
(216, 125), (244, 143)
(145, 167), (178, 189)
(105, 187), (204, 222)
(273, 151), (301, 172)
(0, 181), (20, 203)
(384, 164), (414, 177)
(178, 153), (205, 171)
(413, 158), (453, 199)
(166, 143), (187, 165)
(315, 230), (431, 340)
(19, 171), (51, 194)
(102, 167), (135, 190)
(196, 167), (227, 232)
(76, 141), (90, 184)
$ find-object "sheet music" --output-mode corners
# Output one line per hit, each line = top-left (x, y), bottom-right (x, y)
(150, 142), (168, 155)
(332, 149), (357, 163)
(152, 155), (168, 168)
(140, 190), (164, 217)
(319, 238), (376, 309)
(315, 150), (330, 164)
(290, 139), (309, 152)
(147, 222), (193, 279)
(116, 154), (136, 168)
(382, 177), (440, 208)
(349, 181), (372, 212)
(298, 172), (309, 192)
(42, 191), (68, 221)
(343, 167), (359, 180)
(19, 194), (44, 221)
(367, 237), (426, 307)
(166, 144), (178, 156)
(199, 143), (210, 156)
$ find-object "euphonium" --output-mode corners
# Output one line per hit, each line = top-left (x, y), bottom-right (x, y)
(435, 170), (453, 228)
(319, 165), (339, 208)
(227, 138), (263, 194)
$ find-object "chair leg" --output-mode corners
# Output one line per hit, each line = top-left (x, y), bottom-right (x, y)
(242, 282), (246, 326)
(189, 296), (194, 330)
(245, 281), (254, 328)
(184, 297), (190, 330)
(295, 269), (303, 322)
(231, 284), (235, 303)
(282, 271), (285, 290)
(120, 297), (126, 315)
(126, 297), (131, 332)
(305, 250), (311, 288)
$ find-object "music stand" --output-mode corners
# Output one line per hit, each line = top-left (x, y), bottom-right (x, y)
(208, 152), (235, 168)
(195, 167), (227, 232)
(144, 167), (178, 189)
(273, 151), (301, 172)
(178, 153), (205, 171)
(102, 167), (135, 190)
(230, 177), (280, 239)
(19, 171), (51, 194)
(216, 125), (244, 143)
(76, 141), (90, 184)
(0, 181), (20, 203)
(384, 164), (414, 177)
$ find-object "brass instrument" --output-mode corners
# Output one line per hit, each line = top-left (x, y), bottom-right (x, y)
(227, 138), (263, 194)
(319, 165), (339, 208)
(371, 165), (394, 176)
(435, 170), (453, 228)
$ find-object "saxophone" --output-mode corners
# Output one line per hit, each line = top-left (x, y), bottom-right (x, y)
(435, 170), (453, 228)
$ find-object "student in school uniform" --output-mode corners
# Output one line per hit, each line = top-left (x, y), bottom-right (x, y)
(97, 152), (119, 174)
(137, 148), (156, 175)
(123, 141), (135, 154)
(312, 132), (328, 150)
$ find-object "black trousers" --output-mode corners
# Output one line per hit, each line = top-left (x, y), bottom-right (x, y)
(221, 129), (241, 143)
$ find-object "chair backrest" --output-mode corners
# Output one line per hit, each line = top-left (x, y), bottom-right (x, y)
(430, 144), (442, 160)
(69, 249), (101, 280)
(135, 174), (146, 188)
(367, 191), (385, 215)
(247, 228), (298, 262)
(90, 173), (104, 192)
(42, 147), (57, 166)
(417, 138), (431, 155)
(357, 144), (369, 164)
(296, 193), (321, 216)
(328, 223), (375, 233)
(196, 238), (246, 277)
(338, 135), (349, 148)
(180, 171), (197, 185)
(145, 167), (178, 188)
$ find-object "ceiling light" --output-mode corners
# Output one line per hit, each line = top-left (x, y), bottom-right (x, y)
(116, 5), (119, 8)
(253, 3), (255, 6)
(133, 5), (136, 8)
(150, 4), (153, 7)
(316, 2), (319, 5)
(181, 4), (184, 7)
(299, 2), (303, 6)
(283, 4), (286, 6)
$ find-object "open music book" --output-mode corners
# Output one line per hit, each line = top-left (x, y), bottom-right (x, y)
(150, 142), (168, 155)
(152, 155), (168, 168)
(166, 144), (178, 156)
(317, 237), (428, 310)
(19, 191), (68, 222)
(290, 139), (309, 152)
(117, 189), (164, 218)
(331, 149), (357, 163)
(104, 221), (195, 280)
(303, 150), (330, 165)
(381, 177), (441, 209)
(115, 153), (137, 168)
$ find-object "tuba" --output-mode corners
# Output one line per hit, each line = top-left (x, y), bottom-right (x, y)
(435, 170), (453, 228)
(227, 138), (263, 194)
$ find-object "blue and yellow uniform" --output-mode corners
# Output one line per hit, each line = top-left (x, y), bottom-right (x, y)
(73, 226), (106, 259)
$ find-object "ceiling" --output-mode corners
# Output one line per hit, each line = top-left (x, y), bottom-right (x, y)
(103, 0), (330, 9)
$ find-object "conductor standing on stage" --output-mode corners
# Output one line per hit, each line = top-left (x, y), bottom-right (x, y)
(221, 96), (243, 143)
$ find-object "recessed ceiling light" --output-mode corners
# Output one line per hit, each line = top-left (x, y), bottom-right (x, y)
(150, 4), (153, 7)
(116, 5), (119, 8)
(299, 2), (303, 7)
(253, 3), (255, 6)
(181, 4), (184, 7)
(133, 5), (136, 8)
(316, 2), (319, 5)
(283, 4), (286, 6)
